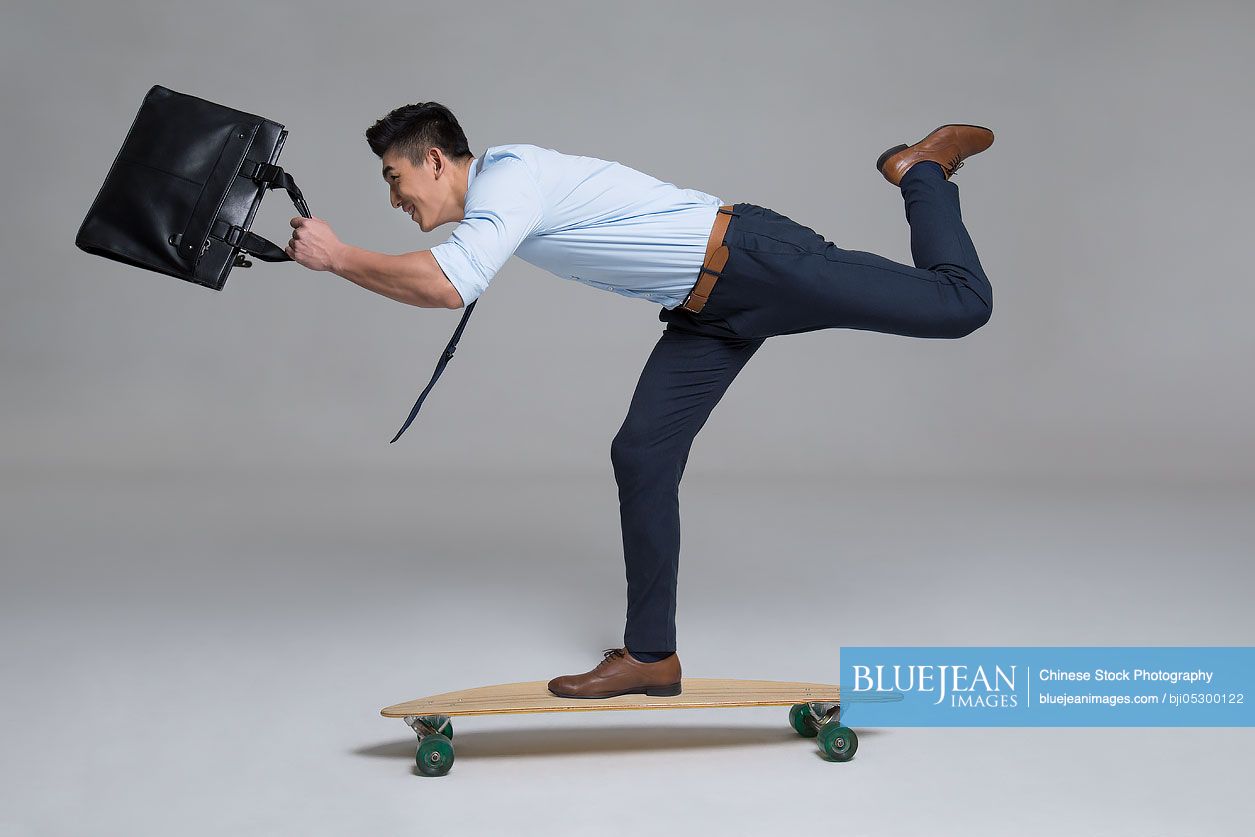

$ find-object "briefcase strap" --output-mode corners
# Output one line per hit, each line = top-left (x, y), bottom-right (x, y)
(390, 299), (478, 444)
(194, 159), (313, 264)
(239, 159), (310, 217)
(207, 219), (289, 261)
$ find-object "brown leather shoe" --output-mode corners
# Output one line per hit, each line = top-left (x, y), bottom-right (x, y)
(547, 648), (682, 699)
(876, 124), (995, 186)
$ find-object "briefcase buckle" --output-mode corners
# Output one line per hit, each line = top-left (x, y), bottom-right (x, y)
(221, 225), (246, 248)
(240, 159), (283, 185)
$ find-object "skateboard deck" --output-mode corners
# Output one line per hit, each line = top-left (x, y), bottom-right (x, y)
(383, 678), (902, 776)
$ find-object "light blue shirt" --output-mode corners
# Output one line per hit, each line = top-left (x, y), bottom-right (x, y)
(429, 144), (725, 309)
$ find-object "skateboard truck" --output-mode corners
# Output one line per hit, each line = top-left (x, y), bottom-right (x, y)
(806, 701), (841, 725)
(404, 714), (453, 738)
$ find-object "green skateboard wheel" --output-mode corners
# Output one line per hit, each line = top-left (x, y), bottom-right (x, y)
(817, 724), (858, 762)
(789, 703), (820, 737)
(416, 733), (455, 777)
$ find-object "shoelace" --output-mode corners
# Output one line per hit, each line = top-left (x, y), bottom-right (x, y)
(946, 154), (964, 176)
(596, 648), (627, 668)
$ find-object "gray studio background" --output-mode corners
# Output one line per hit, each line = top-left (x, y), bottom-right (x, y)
(3, 1), (1253, 836)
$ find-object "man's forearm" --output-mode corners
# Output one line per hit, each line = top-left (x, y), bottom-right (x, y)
(331, 245), (453, 308)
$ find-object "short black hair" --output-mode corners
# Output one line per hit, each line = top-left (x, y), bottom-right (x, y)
(365, 102), (473, 167)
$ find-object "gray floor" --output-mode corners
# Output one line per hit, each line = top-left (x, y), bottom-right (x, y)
(3, 467), (1252, 836)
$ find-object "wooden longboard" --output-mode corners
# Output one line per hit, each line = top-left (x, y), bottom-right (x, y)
(382, 678), (902, 776)
(381, 678), (840, 718)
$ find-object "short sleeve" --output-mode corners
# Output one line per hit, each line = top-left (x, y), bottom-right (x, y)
(429, 157), (545, 306)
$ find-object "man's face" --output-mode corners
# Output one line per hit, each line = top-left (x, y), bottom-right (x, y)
(381, 149), (438, 232)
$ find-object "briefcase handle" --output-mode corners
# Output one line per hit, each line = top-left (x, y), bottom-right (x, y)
(207, 159), (312, 265)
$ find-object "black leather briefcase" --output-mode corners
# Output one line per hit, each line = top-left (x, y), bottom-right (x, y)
(75, 84), (310, 291)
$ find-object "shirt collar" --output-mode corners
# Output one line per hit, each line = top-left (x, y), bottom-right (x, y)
(466, 155), (480, 193)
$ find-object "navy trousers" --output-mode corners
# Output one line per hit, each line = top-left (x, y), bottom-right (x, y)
(612, 161), (993, 653)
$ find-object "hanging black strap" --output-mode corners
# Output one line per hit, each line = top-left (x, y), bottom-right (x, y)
(389, 298), (478, 444)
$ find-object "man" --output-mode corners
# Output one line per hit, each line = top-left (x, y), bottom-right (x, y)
(285, 102), (995, 700)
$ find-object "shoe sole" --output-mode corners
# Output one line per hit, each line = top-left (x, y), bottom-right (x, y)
(875, 123), (994, 175)
(549, 682), (683, 699)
